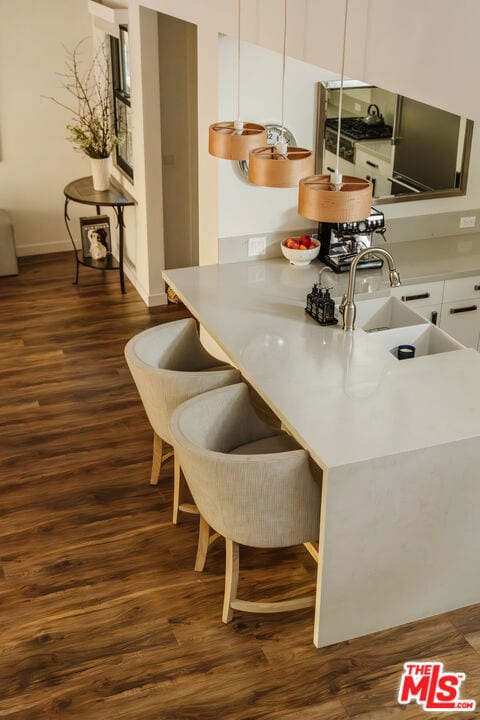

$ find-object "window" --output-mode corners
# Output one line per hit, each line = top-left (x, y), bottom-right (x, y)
(110, 26), (133, 179)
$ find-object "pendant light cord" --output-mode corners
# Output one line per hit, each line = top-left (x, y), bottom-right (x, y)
(237, 0), (241, 122)
(280, 0), (287, 144)
(335, 0), (349, 173)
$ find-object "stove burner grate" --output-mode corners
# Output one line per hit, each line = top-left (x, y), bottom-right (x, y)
(326, 117), (393, 141)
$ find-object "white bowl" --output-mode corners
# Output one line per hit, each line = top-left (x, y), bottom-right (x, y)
(280, 237), (320, 267)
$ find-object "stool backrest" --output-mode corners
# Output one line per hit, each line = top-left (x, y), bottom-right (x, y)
(125, 319), (240, 443)
(170, 384), (321, 548)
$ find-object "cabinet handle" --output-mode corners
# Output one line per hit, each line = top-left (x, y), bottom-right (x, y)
(431, 310), (438, 325)
(327, 166), (335, 173)
(474, 285), (480, 291)
(401, 292), (430, 301)
(450, 305), (478, 314)
(366, 160), (379, 168)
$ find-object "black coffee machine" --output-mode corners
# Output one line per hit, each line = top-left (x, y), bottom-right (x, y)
(318, 208), (386, 273)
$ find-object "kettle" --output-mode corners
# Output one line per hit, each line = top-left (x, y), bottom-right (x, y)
(363, 104), (385, 126)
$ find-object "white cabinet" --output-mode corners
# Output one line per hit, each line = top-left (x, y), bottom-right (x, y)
(391, 275), (480, 348)
(438, 277), (480, 348)
(323, 149), (354, 176)
(439, 301), (480, 348)
(442, 275), (480, 303)
(414, 304), (442, 325)
(354, 147), (393, 198)
(391, 281), (444, 325)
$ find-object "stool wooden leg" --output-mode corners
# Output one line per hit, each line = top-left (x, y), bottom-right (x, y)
(150, 433), (175, 486)
(222, 539), (240, 624)
(195, 516), (210, 572)
(150, 433), (163, 485)
(304, 542), (319, 563)
(172, 455), (181, 525)
(195, 517), (221, 572)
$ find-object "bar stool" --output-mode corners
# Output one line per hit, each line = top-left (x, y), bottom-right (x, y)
(125, 318), (240, 523)
(169, 383), (321, 623)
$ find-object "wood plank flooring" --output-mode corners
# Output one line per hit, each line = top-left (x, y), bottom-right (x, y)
(1, 253), (480, 719)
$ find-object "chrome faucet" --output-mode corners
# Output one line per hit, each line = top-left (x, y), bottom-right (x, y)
(339, 248), (401, 331)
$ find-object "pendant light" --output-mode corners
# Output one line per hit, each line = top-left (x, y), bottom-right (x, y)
(298, 0), (372, 222)
(209, 0), (267, 160)
(248, 0), (313, 188)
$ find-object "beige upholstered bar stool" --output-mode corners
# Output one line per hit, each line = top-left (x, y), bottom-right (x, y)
(169, 383), (321, 623)
(124, 319), (240, 523)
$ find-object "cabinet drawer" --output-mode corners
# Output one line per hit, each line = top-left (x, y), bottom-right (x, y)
(443, 275), (480, 302)
(355, 147), (392, 178)
(439, 300), (480, 348)
(391, 280), (444, 307)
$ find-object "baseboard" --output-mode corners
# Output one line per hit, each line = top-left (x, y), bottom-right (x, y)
(122, 262), (167, 307)
(147, 290), (168, 306)
(16, 241), (73, 257)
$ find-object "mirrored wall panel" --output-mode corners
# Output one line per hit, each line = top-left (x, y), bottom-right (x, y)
(315, 80), (474, 204)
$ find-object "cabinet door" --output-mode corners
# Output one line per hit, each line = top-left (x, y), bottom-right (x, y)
(414, 303), (442, 325)
(323, 150), (354, 176)
(439, 300), (480, 347)
(354, 147), (393, 198)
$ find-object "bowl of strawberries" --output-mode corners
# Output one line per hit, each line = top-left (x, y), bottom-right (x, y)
(281, 234), (320, 267)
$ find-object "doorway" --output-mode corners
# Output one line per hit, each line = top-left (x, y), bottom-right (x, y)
(157, 12), (199, 269)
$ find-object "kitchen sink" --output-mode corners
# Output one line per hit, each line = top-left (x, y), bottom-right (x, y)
(369, 323), (464, 359)
(356, 296), (426, 332)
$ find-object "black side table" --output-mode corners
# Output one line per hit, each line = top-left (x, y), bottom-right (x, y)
(64, 176), (135, 294)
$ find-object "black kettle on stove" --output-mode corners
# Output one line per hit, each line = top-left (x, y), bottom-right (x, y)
(363, 104), (385, 126)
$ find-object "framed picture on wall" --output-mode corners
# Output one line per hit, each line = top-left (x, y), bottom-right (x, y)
(79, 215), (112, 260)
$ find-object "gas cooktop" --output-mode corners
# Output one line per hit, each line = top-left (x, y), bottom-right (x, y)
(326, 117), (393, 141)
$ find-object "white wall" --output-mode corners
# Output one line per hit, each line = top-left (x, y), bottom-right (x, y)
(130, 0), (480, 288)
(218, 37), (480, 235)
(3, 0), (480, 304)
(218, 38), (338, 238)
(0, 0), (93, 256)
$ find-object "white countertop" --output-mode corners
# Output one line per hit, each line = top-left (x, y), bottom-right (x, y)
(164, 241), (480, 470)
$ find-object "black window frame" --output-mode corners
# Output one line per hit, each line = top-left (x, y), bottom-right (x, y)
(110, 26), (133, 180)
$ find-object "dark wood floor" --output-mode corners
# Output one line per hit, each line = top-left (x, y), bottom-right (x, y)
(1, 253), (480, 719)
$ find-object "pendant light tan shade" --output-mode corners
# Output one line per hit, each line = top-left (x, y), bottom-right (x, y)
(248, 145), (314, 188)
(298, 174), (372, 223)
(209, 122), (267, 161)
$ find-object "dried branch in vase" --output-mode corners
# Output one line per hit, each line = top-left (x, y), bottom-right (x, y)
(44, 38), (118, 159)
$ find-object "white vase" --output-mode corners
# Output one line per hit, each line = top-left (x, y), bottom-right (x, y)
(90, 157), (110, 191)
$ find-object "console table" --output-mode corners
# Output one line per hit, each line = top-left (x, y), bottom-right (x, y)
(64, 176), (135, 294)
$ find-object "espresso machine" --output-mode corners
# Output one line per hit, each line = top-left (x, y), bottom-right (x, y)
(318, 208), (386, 273)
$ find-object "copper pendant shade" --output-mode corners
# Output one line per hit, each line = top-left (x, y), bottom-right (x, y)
(298, 175), (372, 223)
(297, 0), (372, 223)
(209, 121), (267, 161)
(249, 145), (314, 188)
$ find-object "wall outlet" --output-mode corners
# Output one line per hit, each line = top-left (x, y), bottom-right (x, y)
(248, 236), (267, 256)
(354, 102), (362, 113)
(460, 215), (476, 229)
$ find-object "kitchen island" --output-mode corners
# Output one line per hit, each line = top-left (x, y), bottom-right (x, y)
(163, 252), (480, 647)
